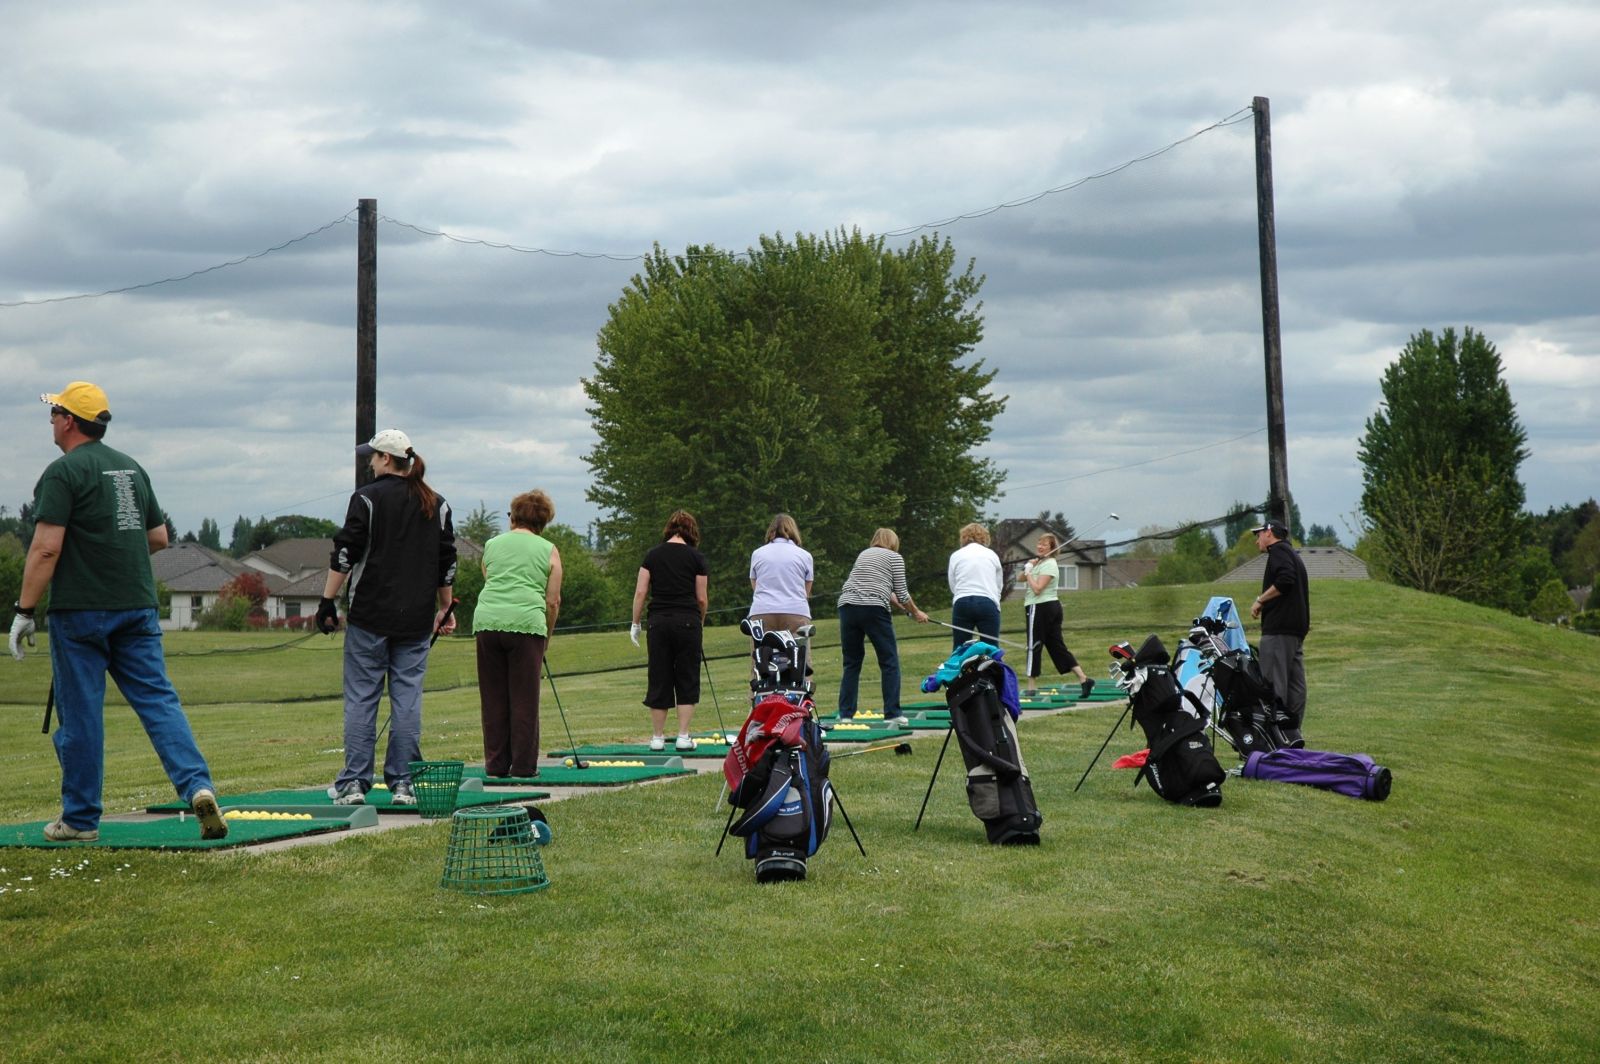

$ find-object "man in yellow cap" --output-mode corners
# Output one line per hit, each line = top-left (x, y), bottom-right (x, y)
(8, 381), (228, 842)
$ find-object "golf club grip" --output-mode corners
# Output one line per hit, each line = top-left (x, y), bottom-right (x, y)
(430, 599), (457, 646)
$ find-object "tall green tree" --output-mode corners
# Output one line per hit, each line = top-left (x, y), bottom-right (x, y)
(1357, 327), (1528, 606)
(1146, 527), (1225, 585)
(197, 517), (222, 550)
(583, 230), (1004, 611)
(228, 515), (254, 557)
(458, 502), (501, 546)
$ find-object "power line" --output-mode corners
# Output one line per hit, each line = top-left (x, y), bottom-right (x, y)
(0, 213), (355, 308)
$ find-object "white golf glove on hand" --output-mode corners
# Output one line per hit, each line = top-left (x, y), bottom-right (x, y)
(1023, 560), (1036, 574)
(629, 623), (641, 647)
(9, 611), (37, 661)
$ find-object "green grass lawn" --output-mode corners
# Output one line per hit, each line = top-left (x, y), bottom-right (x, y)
(1, 583), (1595, 1062)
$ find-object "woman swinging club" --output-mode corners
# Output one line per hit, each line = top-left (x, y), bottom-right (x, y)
(1021, 532), (1093, 699)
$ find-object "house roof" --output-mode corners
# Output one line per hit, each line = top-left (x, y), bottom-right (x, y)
(150, 542), (233, 584)
(278, 570), (330, 598)
(247, 537), (333, 578)
(1216, 546), (1370, 583)
(1104, 557), (1161, 588)
(162, 559), (284, 594)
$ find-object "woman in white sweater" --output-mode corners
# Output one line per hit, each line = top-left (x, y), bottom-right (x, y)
(946, 522), (1003, 651)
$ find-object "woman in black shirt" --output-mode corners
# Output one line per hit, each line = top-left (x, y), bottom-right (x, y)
(630, 510), (709, 751)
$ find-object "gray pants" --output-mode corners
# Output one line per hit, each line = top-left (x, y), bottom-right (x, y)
(1258, 633), (1306, 727)
(335, 623), (430, 792)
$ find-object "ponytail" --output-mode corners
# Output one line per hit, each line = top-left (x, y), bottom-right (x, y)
(400, 448), (440, 520)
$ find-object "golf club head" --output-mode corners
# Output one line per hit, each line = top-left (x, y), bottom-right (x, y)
(1109, 641), (1135, 661)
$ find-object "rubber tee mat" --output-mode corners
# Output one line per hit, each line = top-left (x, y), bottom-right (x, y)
(1, 816), (351, 850)
(146, 783), (548, 814)
(465, 764), (694, 786)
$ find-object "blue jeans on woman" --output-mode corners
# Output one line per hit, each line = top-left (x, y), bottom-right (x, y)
(837, 603), (901, 719)
(48, 608), (216, 830)
(950, 595), (1001, 651)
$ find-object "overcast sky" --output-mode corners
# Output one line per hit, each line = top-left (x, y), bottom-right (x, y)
(3, 1), (1596, 555)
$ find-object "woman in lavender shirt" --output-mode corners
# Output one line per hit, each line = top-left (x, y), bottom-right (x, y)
(748, 513), (813, 634)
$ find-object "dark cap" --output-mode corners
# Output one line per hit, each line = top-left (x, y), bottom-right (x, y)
(1250, 520), (1290, 540)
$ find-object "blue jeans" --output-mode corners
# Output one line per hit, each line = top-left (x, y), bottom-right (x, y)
(837, 603), (901, 718)
(950, 595), (1001, 651)
(48, 608), (215, 830)
(335, 623), (431, 792)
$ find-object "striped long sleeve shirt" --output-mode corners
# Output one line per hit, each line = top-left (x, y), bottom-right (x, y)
(836, 546), (912, 612)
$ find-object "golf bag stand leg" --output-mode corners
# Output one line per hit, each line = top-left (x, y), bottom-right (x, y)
(914, 725), (956, 830)
(1073, 702), (1133, 792)
(829, 785), (868, 857)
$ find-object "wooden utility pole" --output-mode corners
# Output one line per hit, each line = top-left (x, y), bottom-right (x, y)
(356, 198), (377, 489)
(1253, 97), (1292, 529)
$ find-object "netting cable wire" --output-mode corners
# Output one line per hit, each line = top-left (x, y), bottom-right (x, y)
(0, 212), (357, 308)
(1, 105), (1254, 304)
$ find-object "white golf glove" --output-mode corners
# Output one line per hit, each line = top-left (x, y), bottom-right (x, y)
(629, 622), (641, 647)
(10, 611), (37, 661)
(1023, 560), (1036, 574)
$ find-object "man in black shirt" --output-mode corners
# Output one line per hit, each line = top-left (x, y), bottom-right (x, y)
(1249, 519), (1310, 744)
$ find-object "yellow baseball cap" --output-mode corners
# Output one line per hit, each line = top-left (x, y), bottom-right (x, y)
(41, 381), (113, 424)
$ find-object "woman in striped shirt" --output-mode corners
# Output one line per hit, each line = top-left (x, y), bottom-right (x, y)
(835, 528), (928, 723)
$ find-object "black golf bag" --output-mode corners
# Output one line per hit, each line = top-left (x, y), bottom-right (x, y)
(727, 705), (834, 882)
(1207, 647), (1298, 754)
(947, 656), (1042, 844)
(1126, 635), (1225, 807)
(741, 618), (815, 703)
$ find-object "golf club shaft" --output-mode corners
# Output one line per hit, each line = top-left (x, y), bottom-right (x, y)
(41, 678), (54, 735)
(700, 649), (730, 738)
(543, 656), (586, 768)
(933, 619), (1026, 650)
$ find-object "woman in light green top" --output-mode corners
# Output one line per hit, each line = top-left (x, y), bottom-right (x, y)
(473, 490), (563, 778)
(1021, 532), (1093, 699)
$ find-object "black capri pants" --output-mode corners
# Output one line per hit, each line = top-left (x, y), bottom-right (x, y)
(644, 617), (703, 709)
(1025, 599), (1079, 677)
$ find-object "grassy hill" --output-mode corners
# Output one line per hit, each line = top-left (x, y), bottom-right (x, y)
(1, 582), (1595, 1062)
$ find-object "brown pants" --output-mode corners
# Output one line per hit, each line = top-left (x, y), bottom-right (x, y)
(476, 630), (547, 777)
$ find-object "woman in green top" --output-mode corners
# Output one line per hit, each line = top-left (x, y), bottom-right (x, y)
(473, 490), (563, 778)
(1021, 532), (1093, 699)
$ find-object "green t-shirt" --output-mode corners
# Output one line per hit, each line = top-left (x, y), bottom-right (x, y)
(31, 441), (164, 611)
(472, 531), (554, 636)
(1023, 557), (1059, 607)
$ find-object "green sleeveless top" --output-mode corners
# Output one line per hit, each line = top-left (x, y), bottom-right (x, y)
(472, 531), (554, 636)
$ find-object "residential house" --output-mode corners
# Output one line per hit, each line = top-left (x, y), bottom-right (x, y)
(1215, 546), (1371, 584)
(152, 542), (256, 630)
(991, 518), (1109, 597)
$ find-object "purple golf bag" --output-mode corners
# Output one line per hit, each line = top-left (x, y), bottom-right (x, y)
(1241, 748), (1392, 801)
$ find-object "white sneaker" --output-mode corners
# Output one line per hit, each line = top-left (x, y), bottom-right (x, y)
(675, 735), (697, 752)
(648, 736), (666, 752)
(191, 788), (229, 840)
(43, 818), (98, 842)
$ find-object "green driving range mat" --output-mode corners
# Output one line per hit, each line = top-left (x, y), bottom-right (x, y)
(146, 784), (548, 814)
(464, 764), (694, 786)
(1, 816), (351, 850)
(1035, 685), (1127, 702)
(819, 724), (915, 742)
(546, 742), (729, 760)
